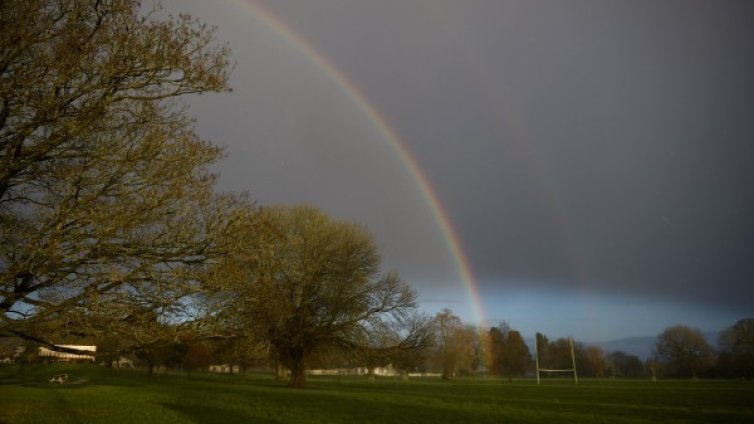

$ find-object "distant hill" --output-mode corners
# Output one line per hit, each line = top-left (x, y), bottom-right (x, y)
(522, 332), (722, 361)
(593, 337), (655, 360)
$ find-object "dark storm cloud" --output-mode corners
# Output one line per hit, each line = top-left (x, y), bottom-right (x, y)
(158, 0), (754, 323)
(256, 0), (754, 310)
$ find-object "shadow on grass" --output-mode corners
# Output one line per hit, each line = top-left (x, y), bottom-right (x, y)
(162, 402), (280, 424)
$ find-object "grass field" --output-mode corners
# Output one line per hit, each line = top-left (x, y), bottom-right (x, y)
(1, 365), (752, 423)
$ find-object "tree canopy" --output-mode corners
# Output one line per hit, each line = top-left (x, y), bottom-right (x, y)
(209, 205), (427, 387)
(0, 0), (233, 344)
(654, 325), (715, 378)
(488, 323), (531, 378)
(718, 318), (754, 379)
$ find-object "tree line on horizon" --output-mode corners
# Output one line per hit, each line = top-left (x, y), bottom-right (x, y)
(1, 0), (752, 388)
(4, 308), (751, 381)
(395, 313), (754, 380)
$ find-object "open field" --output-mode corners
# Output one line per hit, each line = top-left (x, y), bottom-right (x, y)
(1, 365), (753, 423)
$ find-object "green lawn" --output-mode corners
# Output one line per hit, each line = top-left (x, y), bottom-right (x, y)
(1, 365), (752, 423)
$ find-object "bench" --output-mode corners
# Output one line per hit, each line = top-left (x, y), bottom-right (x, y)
(49, 373), (68, 384)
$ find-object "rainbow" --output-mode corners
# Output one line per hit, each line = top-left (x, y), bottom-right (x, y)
(234, 0), (487, 324)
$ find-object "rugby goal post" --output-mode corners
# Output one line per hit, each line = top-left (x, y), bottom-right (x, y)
(534, 336), (578, 385)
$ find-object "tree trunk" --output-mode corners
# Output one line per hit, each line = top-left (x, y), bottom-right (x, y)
(442, 364), (454, 380)
(289, 359), (306, 388)
(275, 362), (287, 381)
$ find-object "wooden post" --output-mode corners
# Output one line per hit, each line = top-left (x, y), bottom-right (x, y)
(570, 338), (578, 385)
(535, 334), (540, 385)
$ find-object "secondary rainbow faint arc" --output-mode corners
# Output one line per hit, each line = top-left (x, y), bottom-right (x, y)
(236, 0), (487, 324)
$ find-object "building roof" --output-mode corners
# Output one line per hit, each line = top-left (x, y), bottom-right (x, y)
(38, 344), (96, 361)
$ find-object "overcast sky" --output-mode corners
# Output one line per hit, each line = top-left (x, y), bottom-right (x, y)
(160, 0), (754, 341)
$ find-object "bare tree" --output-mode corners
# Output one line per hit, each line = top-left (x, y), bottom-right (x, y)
(352, 314), (433, 378)
(0, 0), (233, 344)
(209, 206), (427, 387)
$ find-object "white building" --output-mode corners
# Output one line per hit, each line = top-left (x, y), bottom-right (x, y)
(38, 345), (96, 362)
(307, 364), (398, 377)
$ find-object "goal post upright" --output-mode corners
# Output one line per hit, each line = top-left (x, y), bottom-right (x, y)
(570, 337), (578, 385)
(535, 334), (540, 385)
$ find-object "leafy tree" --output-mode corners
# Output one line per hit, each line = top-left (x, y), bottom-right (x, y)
(546, 338), (577, 371)
(453, 325), (482, 375)
(0, 337), (24, 362)
(95, 333), (131, 368)
(210, 206), (428, 387)
(605, 351), (643, 378)
(654, 325), (715, 378)
(101, 306), (184, 375)
(534, 332), (550, 369)
(211, 336), (269, 375)
(64, 296), (204, 375)
(0, 0), (233, 345)
(488, 326), (506, 375)
(580, 345), (605, 378)
(718, 318), (754, 379)
(182, 340), (212, 376)
(429, 309), (478, 379)
(134, 340), (185, 376)
(489, 324), (531, 379)
(504, 330), (531, 376)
